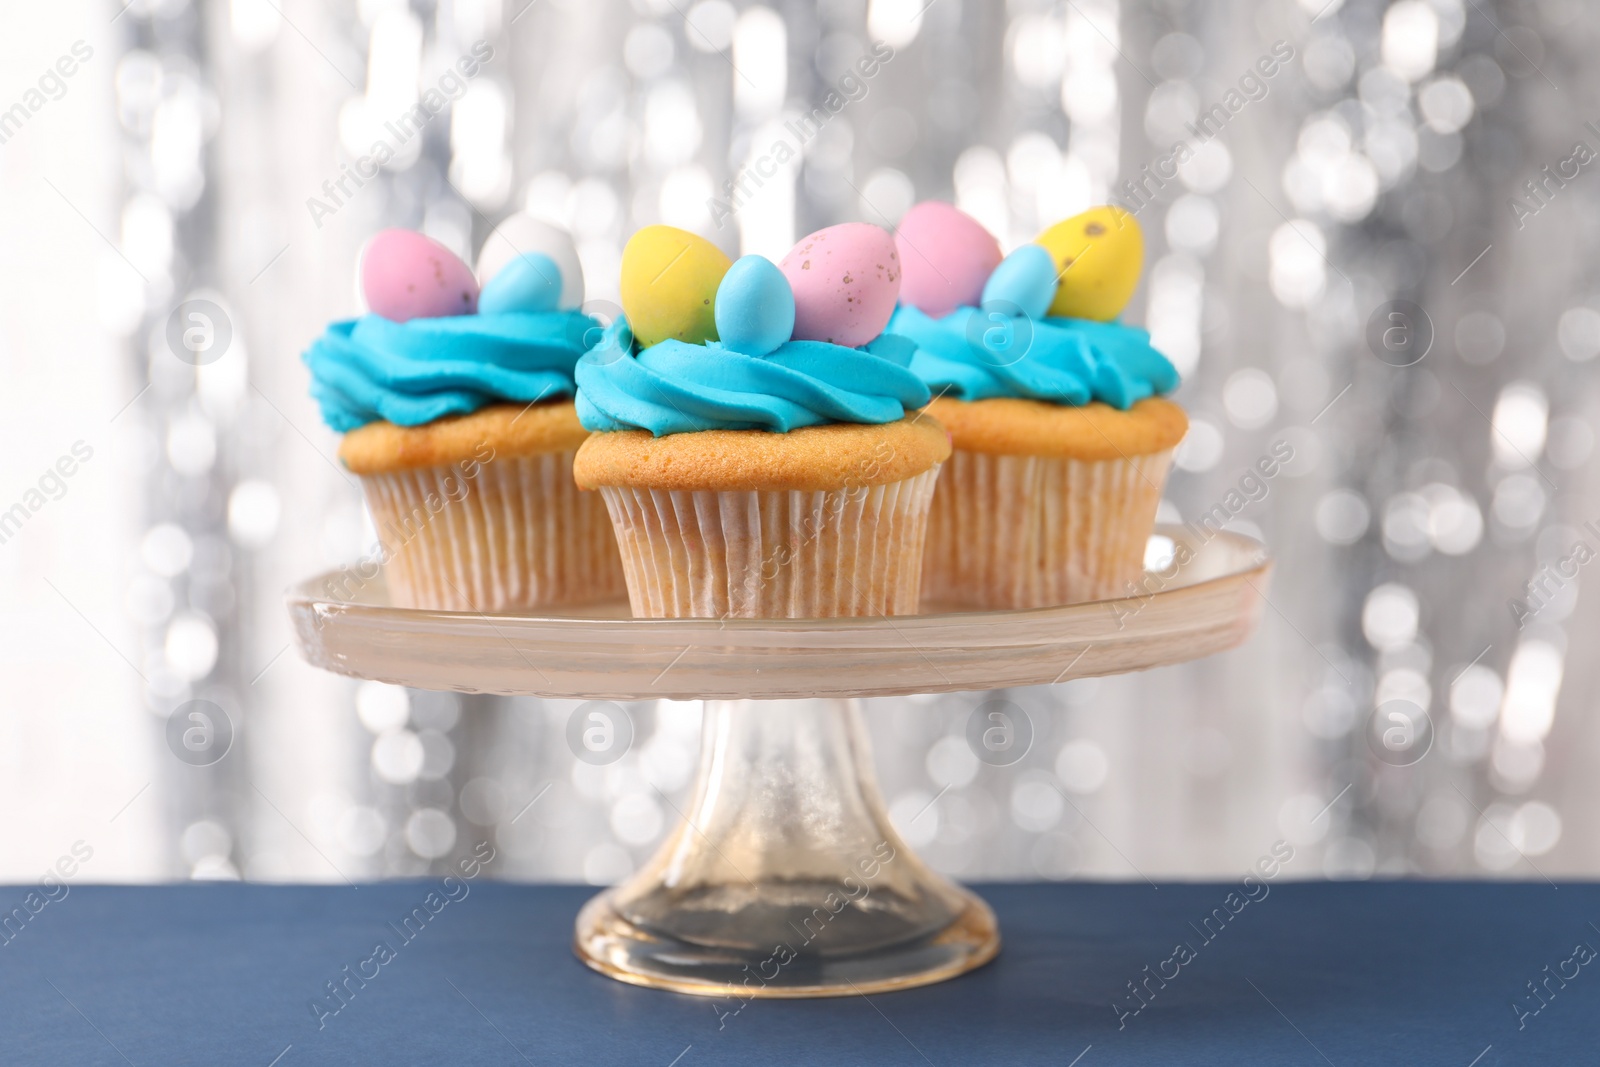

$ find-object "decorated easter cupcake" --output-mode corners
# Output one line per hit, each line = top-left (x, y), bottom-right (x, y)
(573, 223), (948, 618)
(886, 203), (1186, 609)
(304, 217), (625, 611)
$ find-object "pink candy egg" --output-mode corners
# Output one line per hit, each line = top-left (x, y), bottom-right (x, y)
(893, 201), (1001, 318)
(779, 223), (901, 347)
(360, 229), (479, 322)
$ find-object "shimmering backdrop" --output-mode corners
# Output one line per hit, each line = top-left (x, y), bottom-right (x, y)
(3, 0), (1596, 887)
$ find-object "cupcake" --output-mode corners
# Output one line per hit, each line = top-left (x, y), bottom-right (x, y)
(304, 219), (625, 612)
(886, 203), (1186, 609)
(572, 223), (948, 619)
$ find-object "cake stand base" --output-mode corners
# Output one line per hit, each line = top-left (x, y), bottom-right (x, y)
(573, 698), (999, 997)
(289, 528), (1271, 997)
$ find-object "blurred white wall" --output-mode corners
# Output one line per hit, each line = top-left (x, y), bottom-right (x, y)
(3, 0), (1599, 887)
(0, 4), (159, 879)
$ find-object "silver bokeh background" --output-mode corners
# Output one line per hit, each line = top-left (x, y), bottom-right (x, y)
(3, 0), (1597, 885)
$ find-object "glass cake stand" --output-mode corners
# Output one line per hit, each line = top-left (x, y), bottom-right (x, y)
(288, 525), (1270, 998)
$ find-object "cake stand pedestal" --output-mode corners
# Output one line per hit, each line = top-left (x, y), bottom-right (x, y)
(288, 526), (1269, 998)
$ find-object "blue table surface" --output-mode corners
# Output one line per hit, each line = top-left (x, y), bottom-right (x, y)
(1, 880), (1594, 1065)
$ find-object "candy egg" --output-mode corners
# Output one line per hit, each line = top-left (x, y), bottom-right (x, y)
(714, 255), (795, 356)
(619, 225), (732, 348)
(894, 201), (1002, 318)
(478, 253), (564, 315)
(1036, 206), (1143, 322)
(476, 213), (585, 309)
(779, 223), (900, 347)
(361, 229), (478, 322)
(981, 243), (1057, 322)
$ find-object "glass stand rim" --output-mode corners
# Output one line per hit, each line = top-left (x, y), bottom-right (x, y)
(287, 526), (1271, 700)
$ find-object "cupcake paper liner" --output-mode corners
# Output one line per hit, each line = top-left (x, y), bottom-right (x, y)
(359, 450), (626, 612)
(596, 466), (941, 618)
(921, 448), (1174, 610)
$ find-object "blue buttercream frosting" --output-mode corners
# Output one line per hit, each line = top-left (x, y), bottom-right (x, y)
(575, 317), (932, 437)
(303, 310), (600, 432)
(887, 304), (1179, 410)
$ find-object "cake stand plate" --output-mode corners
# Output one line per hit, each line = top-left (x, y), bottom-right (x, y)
(288, 526), (1269, 701)
(287, 526), (1269, 998)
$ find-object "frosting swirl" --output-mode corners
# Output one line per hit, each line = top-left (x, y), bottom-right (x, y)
(575, 318), (932, 436)
(304, 310), (599, 432)
(887, 305), (1179, 410)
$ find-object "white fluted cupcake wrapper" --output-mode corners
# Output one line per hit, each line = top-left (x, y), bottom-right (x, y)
(359, 450), (626, 612)
(596, 466), (941, 618)
(922, 449), (1174, 610)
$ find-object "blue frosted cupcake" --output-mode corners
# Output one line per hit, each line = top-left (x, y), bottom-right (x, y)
(572, 224), (949, 619)
(303, 222), (624, 611)
(887, 204), (1187, 609)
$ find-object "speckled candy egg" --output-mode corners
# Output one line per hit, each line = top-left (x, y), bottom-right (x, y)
(361, 229), (479, 322)
(620, 225), (732, 348)
(1036, 206), (1143, 322)
(476, 214), (585, 310)
(779, 223), (900, 347)
(893, 201), (1002, 318)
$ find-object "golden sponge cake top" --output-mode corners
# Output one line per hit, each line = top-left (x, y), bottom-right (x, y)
(573, 415), (950, 492)
(338, 400), (590, 474)
(926, 396), (1186, 459)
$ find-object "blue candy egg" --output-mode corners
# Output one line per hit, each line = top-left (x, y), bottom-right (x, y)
(714, 255), (795, 356)
(981, 243), (1057, 322)
(478, 252), (564, 315)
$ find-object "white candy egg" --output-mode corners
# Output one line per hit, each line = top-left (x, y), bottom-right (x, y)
(476, 214), (585, 310)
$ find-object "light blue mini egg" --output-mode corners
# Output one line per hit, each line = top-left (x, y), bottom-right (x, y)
(714, 255), (795, 356)
(981, 243), (1057, 322)
(478, 252), (564, 315)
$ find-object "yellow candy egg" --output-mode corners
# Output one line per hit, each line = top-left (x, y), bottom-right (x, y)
(1036, 206), (1143, 322)
(619, 225), (732, 347)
